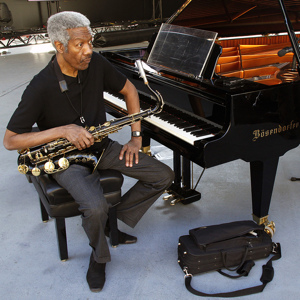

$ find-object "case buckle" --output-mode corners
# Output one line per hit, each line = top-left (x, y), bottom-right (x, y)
(183, 267), (193, 278)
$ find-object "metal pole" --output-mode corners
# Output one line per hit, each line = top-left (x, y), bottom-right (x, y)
(278, 0), (300, 75)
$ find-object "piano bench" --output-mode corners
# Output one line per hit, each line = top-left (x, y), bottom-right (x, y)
(30, 169), (123, 261)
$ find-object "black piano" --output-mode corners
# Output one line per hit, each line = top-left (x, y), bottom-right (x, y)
(101, 0), (300, 229)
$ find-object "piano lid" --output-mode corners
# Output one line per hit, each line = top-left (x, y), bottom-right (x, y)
(167, 0), (300, 37)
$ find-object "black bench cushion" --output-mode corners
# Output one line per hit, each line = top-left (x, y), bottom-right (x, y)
(31, 169), (123, 218)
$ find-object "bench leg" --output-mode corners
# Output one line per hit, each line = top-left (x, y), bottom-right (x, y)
(55, 217), (68, 261)
(39, 198), (49, 222)
(108, 206), (119, 247)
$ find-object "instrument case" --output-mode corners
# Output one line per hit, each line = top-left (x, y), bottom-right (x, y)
(178, 221), (272, 274)
(178, 220), (281, 297)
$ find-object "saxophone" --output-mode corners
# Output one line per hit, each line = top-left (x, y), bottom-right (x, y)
(17, 60), (164, 176)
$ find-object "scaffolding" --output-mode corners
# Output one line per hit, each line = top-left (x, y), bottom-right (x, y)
(0, 0), (163, 49)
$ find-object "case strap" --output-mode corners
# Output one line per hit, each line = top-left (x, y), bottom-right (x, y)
(184, 243), (281, 298)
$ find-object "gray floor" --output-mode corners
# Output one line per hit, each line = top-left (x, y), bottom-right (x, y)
(1, 43), (299, 300)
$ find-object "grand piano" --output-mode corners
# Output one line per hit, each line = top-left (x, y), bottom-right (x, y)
(101, 0), (300, 231)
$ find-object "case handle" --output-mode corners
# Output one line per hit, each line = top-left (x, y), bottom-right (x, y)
(221, 246), (249, 271)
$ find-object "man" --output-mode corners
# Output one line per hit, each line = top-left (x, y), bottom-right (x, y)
(3, 11), (174, 292)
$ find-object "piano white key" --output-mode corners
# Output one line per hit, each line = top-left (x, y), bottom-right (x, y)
(104, 92), (127, 109)
(146, 114), (214, 144)
(103, 92), (214, 145)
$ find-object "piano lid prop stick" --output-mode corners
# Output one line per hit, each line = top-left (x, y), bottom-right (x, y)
(136, 59), (149, 85)
(278, 0), (300, 75)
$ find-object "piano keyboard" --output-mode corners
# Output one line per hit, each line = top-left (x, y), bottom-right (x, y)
(104, 92), (216, 145)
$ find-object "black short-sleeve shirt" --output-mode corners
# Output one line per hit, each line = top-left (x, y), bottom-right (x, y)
(7, 51), (127, 150)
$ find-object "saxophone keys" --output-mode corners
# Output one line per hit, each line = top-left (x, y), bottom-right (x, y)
(44, 161), (55, 174)
(18, 164), (29, 174)
(58, 157), (69, 170)
(32, 167), (41, 177)
(35, 152), (44, 160)
(103, 121), (111, 127)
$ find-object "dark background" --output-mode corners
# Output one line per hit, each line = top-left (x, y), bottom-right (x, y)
(2, 0), (185, 30)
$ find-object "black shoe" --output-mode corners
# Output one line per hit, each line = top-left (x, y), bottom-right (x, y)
(118, 230), (137, 244)
(86, 253), (106, 292)
(105, 228), (137, 244)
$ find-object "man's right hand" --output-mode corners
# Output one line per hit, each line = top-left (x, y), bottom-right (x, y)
(3, 124), (94, 151)
(63, 124), (94, 150)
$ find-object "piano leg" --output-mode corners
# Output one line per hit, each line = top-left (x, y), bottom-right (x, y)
(250, 157), (279, 236)
(164, 153), (201, 205)
(173, 152), (182, 189)
(163, 152), (180, 203)
(182, 156), (191, 189)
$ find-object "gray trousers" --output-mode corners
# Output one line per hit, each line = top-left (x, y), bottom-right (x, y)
(53, 140), (174, 263)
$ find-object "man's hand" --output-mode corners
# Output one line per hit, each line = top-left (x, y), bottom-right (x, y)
(63, 124), (94, 150)
(3, 124), (94, 152)
(119, 137), (142, 167)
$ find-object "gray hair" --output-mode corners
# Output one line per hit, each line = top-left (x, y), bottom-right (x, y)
(47, 11), (92, 50)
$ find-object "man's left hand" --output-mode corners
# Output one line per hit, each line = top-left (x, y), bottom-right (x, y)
(119, 137), (142, 167)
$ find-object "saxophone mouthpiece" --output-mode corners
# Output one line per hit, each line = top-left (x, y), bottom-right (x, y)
(136, 60), (148, 85)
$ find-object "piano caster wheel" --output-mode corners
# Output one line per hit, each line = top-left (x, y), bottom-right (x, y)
(163, 194), (174, 201)
(170, 197), (182, 205)
(264, 221), (276, 237)
(253, 215), (276, 237)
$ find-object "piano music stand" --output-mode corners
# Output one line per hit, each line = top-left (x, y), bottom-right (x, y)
(147, 23), (218, 80)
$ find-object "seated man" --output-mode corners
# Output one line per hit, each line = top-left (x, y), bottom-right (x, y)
(3, 11), (174, 292)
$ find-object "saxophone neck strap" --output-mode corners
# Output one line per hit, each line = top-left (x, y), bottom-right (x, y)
(53, 56), (68, 93)
(52, 56), (85, 124)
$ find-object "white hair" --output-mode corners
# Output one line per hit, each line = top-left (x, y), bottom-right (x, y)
(47, 11), (92, 50)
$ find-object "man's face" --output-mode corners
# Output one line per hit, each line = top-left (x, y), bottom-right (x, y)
(62, 27), (93, 71)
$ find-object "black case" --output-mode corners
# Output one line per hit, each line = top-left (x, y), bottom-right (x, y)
(178, 221), (273, 274)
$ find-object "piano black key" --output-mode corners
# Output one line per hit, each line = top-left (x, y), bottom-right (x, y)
(190, 129), (212, 137)
(184, 125), (211, 132)
(173, 120), (193, 128)
(157, 112), (179, 123)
